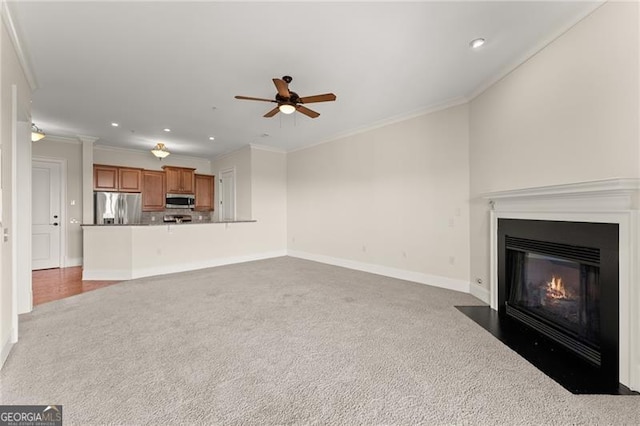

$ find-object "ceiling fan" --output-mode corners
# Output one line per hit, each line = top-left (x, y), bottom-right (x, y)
(235, 76), (336, 119)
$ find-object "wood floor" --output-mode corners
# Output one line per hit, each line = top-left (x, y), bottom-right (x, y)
(32, 267), (121, 306)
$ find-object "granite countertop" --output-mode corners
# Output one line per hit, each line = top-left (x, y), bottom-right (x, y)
(82, 220), (257, 227)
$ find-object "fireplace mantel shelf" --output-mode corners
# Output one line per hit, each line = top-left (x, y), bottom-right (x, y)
(482, 178), (640, 201)
(482, 178), (640, 213)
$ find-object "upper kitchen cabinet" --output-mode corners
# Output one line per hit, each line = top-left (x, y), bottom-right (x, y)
(163, 166), (196, 194)
(118, 167), (143, 192)
(94, 165), (142, 192)
(142, 170), (166, 211)
(194, 174), (215, 211)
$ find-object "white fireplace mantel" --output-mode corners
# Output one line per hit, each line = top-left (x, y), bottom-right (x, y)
(483, 178), (640, 391)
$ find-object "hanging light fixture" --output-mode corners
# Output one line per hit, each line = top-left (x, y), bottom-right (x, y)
(278, 103), (296, 115)
(151, 142), (170, 159)
(31, 123), (45, 142)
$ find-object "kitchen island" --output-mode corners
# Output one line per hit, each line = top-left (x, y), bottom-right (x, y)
(82, 220), (286, 280)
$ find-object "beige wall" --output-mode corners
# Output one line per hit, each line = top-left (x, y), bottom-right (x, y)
(468, 1), (640, 291)
(288, 104), (470, 285)
(1, 17), (32, 365)
(251, 148), (287, 252)
(32, 139), (83, 264)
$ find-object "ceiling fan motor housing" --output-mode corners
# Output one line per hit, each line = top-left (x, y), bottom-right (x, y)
(276, 91), (299, 103)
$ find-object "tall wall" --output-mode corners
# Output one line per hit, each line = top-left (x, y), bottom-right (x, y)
(468, 1), (640, 292)
(288, 104), (470, 290)
(251, 147), (287, 252)
(0, 15), (31, 367)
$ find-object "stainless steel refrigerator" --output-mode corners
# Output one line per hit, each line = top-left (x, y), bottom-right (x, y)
(94, 192), (142, 225)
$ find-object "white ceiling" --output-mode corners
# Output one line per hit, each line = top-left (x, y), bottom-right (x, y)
(9, 1), (602, 159)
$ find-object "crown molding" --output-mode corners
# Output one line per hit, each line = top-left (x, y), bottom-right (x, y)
(288, 96), (469, 154)
(1, 1), (38, 91)
(249, 143), (286, 154)
(76, 135), (99, 144)
(35, 135), (81, 145)
(212, 144), (252, 162)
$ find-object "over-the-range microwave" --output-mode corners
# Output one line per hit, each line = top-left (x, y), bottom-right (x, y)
(166, 193), (195, 209)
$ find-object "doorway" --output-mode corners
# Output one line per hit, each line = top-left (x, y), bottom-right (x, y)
(32, 159), (63, 270)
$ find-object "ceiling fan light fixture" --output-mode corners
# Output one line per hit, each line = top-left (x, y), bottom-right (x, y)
(278, 103), (296, 115)
(31, 123), (45, 142)
(151, 142), (170, 159)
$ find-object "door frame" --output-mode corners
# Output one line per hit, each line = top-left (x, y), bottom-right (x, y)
(32, 156), (67, 269)
(219, 167), (236, 221)
(16, 120), (31, 314)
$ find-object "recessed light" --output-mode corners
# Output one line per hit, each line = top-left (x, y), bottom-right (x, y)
(111, 122), (119, 127)
(209, 136), (215, 141)
(470, 38), (486, 49)
(163, 128), (171, 132)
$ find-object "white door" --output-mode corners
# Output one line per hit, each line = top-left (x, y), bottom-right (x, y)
(220, 169), (236, 221)
(32, 161), (61, 270)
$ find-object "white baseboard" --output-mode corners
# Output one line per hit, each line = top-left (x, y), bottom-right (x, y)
(287, 250), (470, 294)
(82, 250), (288, 281)
(1, 329), (15, 370)
(469, 283), (490, 304)
(82, 269), (133, 281)
(64, 257), (83, 267)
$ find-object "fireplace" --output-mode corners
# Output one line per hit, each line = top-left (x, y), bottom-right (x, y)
(498, 219), (619, 386)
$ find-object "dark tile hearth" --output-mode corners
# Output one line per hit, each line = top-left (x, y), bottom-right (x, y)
(456, 305), (638, 395)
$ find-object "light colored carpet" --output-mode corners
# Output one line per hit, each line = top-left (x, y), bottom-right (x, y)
(1, 257), (638, 425)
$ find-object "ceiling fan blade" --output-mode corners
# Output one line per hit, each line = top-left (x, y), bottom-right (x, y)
(235, 95), (276, 103)
(299, 93), (337, 104)
(296, 105), (320, 119)
(263, 106), (280, 118)
(273, 78), (290, 98)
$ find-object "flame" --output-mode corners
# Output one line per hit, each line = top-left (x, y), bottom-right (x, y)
(546, 275), (567, 299)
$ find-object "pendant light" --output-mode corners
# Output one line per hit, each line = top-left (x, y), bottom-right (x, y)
(31, 123), (45, 142)
(151, 143), (170, 159)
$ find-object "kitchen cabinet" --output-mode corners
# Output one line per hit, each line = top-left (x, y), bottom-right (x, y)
(118, 167), (143, 192)
(163, 166), (195, 194)
(194, 174), (215, 211)
(94, 165), (142, 192)
(142, 170), (166, 211)
(94, 165), (118, 191)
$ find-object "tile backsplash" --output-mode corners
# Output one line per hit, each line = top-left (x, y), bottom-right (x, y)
(141, 209), (215, 224)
